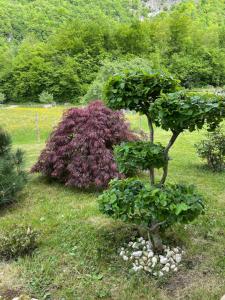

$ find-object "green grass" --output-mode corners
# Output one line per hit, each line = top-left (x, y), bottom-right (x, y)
(0, 106), (225, 300)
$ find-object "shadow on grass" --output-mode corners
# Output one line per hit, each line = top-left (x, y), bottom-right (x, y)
(189, 162), (225, 174)
(31, 174), (102, 196)
(93, 222), (189, 265)
(0, 190), (28, 218)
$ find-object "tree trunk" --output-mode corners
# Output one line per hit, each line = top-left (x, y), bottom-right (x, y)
(151, 232), (163, 252)
(160, 131), (180, 186)
(147, 116), (154, 143)
(147, 115), (155, 186)
(149, 220), (166, 252)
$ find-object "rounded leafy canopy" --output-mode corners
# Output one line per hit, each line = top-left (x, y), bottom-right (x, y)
(104, 70), (179, 114)
(32, 101), (137, 189)
(98, 178), (205, 229)
(150, 91), (225, 133)
(114, 141), (167, 176)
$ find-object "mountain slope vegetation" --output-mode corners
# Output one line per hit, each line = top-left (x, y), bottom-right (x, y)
(0, 0), (145, 41)
(0, 0), (224, 103)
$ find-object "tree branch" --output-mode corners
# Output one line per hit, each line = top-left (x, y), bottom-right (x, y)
(149, 220), (167, 233)
(160, 131), (180, 186)
(164, 131), (180, 156)
(147, 116), (154, 143)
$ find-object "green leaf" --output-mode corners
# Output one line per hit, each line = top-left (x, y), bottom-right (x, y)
(175, 203), (189, 215)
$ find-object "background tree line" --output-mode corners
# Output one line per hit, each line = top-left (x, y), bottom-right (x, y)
(0, 0), (224, 103)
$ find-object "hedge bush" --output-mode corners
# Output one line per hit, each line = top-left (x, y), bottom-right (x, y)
(32, 101), (137, 189)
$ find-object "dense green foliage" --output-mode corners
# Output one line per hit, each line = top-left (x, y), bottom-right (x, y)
(150, 91), (225, 133)
(0, 127), (27, 205)
(99, 178), (205, 229)
(0, 0), (224, 103)
(0, 226), (38, 260)
(114, 141), (167, 176)
(105, 70), (179, 114)
(196, 128), (225, 172)
(83, 57), (153, 103)
(0, 0), (144, 41)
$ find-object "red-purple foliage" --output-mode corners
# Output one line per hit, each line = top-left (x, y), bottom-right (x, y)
(31, 101), (137, 189)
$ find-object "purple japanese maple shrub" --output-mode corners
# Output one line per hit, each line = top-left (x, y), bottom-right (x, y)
(31, 101), (137, 188)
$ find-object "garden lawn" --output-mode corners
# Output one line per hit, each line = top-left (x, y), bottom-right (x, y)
(0, 106), (225, 300)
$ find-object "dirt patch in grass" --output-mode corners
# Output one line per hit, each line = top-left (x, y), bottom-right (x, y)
(0, 288), (23, 300)
(87, 216), (113, 228)
(0, 263), (25, 299)
(164, 267), (225, 300)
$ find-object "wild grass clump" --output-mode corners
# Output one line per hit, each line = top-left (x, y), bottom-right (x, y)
(0, 226), (38, 260)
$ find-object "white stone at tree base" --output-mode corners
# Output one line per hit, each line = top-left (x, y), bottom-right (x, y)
(132, 251), (143, 257)
(174, 254), (182, 263)
(159, 255), (168, 264)
(119, 237), (184, 278)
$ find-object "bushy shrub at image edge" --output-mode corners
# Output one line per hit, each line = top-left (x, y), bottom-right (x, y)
(0, 127), (27, 206)
(196, 128), (225, 171)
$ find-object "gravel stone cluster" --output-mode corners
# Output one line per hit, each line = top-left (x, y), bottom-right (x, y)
(119, 237), (185, 277)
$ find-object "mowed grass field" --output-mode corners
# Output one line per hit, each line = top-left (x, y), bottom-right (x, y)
(0, 106), (225, 300)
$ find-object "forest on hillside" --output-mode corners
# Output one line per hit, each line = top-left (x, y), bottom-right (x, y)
(0, 0), (224, 103)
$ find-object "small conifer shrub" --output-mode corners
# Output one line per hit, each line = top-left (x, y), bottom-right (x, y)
(0, 127), (27, 206)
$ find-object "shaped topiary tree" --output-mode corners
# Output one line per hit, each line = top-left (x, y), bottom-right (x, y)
(99, 70), (225, 250)
(105, 71), (225, 185)
(106, 71), (179, 185)
(32, 101), (137, 189)
(105, 70), (179, 185)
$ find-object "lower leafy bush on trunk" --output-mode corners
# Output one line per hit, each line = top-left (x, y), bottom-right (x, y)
(98, 178), (205, 251)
